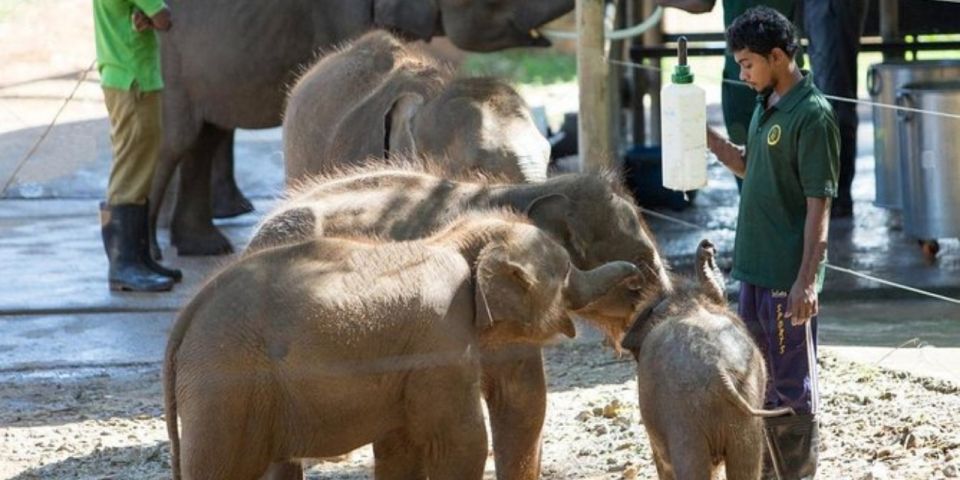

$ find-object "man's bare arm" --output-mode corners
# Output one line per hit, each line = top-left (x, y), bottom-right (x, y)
(786, 196), (831, 324)
(707, 127), (746, 178)
(149, 7), (172, 31)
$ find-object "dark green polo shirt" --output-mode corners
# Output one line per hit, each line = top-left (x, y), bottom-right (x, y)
(722, 0), (797, 145)
(93, 0), (166, 91)
(732, 72), (839, 292)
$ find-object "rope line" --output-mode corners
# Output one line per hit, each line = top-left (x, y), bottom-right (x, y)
(608, 57), (960, 121)
(0, 59), (97, 196)
(636, 205), (960, 306)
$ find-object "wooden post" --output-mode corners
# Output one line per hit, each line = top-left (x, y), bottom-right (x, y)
(577, 0), (616, 171)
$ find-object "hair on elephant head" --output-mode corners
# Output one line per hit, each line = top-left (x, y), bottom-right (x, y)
(473, 225), (641, 345)
(523, 182), (669, 343)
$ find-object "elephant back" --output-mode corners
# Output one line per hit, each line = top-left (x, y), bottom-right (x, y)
(283, 30), (447, 184)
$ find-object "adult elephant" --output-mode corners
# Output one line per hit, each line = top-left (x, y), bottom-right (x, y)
(150, 0), (574, 256)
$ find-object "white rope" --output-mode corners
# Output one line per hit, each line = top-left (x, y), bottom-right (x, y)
(541, 6), (664, 41)
(608, 57), (960, 121)
(1, 59), (97, 196)
(822, 264), (960, 305)
(636, 205), (960, 306)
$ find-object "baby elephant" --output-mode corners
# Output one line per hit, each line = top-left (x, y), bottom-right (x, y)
(621, 240), (793, 480)
(164, 211), (638, 480)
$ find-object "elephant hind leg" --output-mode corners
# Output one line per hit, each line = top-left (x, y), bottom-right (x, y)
(179, 418), (274, 480)
(210, 128), (256, 219)
(171, 122), (234, 256)
(259, 460), (304, 480)
(406, 371), (488, 480)
(723, 421), (764, 480)
(666, 432), (714, 480)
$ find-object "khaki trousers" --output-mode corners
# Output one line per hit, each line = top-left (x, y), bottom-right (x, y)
(102, 85), (161, 205)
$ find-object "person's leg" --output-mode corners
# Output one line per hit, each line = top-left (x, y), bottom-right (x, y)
(763, 291), (817, 414)
(759, 287), (819, 480)
(805, 0), (867, 218)
(101, 86), (174, 291)
(105, 87), (160, 205)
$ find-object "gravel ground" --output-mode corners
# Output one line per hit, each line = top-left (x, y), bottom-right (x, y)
(2, 335), (959, 480)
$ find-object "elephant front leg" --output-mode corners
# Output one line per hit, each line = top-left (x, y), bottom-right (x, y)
(373, 429), (427, 480)
(171, 123), (234, 255)
(482, 345), (547, 480)
(210, 128), (255, 219)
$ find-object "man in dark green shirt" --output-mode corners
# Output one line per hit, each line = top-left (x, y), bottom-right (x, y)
(94, 0), (180, 291)
(707, 7), (839, 479)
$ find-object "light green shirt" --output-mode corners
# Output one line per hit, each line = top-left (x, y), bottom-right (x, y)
(93, 0), (166, 91)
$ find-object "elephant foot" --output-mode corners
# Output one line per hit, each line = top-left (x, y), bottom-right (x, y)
(150, 234), (163, 261)
(212, 188), (255, 219)
(173, 226), (234, 256)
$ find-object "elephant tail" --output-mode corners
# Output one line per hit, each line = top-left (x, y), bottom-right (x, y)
(163, 342), (181, 480)
(164, 303), (197, 480)
(717, 367), (795, 418)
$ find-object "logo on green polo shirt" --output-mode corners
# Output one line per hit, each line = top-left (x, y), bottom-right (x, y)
(767, 125), (782, 146)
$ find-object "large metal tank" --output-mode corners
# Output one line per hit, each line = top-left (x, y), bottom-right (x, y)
(867, 60), (960, 209)
(895, 81), (960, 239)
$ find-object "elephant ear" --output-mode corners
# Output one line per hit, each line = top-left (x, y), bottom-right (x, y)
(384, 93), (424, 157)
(374, 0), (441, 41)
(474, 244), (536, 330)
(524, 194), (588, 262)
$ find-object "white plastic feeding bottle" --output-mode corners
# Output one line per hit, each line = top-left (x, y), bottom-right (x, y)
(660, 36), (707, 191)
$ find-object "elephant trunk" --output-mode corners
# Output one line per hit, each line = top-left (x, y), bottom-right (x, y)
(565, 261), (639, 311)
(695, 239), (726, 305)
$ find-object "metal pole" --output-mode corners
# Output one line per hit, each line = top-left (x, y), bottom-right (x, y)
(577, 0), (616, 171)
(609, 0), (627, 160)
(879, 0), (902, 61)
(642, 0), (662, 145)
(627, 0), (646, 146)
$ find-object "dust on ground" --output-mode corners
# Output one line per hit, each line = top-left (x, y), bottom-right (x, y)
(2, 344), (959, 480)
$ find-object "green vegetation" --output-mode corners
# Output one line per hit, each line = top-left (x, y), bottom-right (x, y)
(463, 49), (577, 85)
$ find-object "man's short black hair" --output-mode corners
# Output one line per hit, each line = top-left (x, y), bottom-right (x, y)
(726, 6), (799, 58)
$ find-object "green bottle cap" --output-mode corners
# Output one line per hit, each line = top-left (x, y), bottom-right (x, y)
(672, 64), (694, 84)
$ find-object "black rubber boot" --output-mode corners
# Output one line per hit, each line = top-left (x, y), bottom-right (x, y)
(100, 202), (175, 292)
(764, 414), (819, 480)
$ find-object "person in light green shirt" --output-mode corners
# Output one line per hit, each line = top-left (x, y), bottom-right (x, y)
(94, 0), (180, 292)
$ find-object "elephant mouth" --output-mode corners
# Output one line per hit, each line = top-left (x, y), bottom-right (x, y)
(528, 28), (551, 47)
(509, 19), (551, 47)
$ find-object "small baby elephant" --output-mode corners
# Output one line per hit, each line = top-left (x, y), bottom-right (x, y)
(164, 211), (639, 480)
(621, 239), (793, 480)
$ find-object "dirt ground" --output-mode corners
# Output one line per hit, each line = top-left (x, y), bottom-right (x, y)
(2, 338), (959, 480)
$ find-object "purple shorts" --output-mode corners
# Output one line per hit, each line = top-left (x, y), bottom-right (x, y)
(738, 282), (818, 415)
